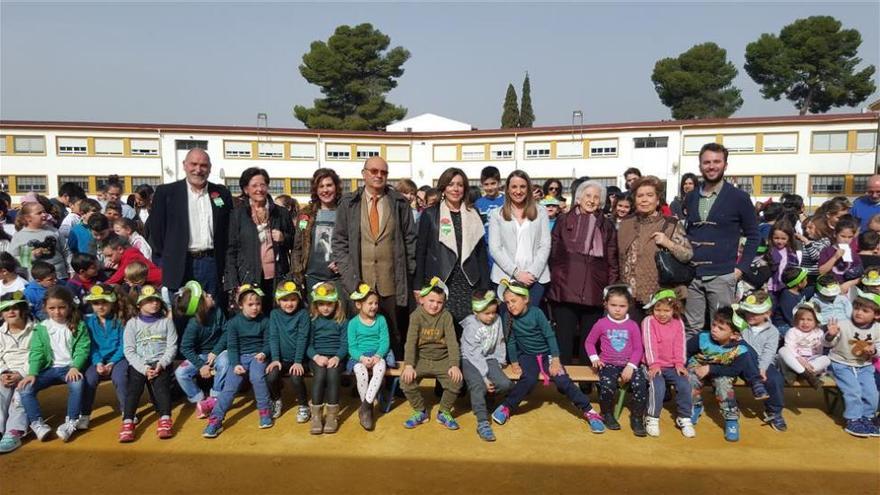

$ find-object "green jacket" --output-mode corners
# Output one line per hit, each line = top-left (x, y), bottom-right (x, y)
(29, 321), (91, 375)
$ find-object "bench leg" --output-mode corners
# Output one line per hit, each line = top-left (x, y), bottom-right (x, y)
(380, 377), (400, 414)
(614, 386), (627, 420)
(823, 387), (842, 415)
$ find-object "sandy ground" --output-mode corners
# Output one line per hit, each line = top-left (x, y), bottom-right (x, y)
(2, 381), (879, 494)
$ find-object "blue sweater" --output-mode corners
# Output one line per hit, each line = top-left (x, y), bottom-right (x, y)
(67, 223), (96, 255)
(851, 196), (880, 232)
(23, 281), (47, 321)
(684, 181), (759, 277)
(85, 314), (125, 365)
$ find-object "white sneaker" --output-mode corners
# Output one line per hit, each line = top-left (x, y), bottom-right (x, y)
(272, 399), (283, 419)
(30, 420), (51, 441)
(76, 415), (90, 430)
(646, 416), (661, 437)
(56, 418), (78, 442)
(296, 405), (311, 424)
(676, 417), (696, 438)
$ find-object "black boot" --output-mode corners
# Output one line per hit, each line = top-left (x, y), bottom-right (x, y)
(602, 411), (620, 430)
(630, 415), (647, 437)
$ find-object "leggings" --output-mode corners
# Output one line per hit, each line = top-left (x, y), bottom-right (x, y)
(265, 361), (308, 405)
(310, 361), (341, 405)
(354, 360), (386, 404)
(778, 348), (831, 375)
(124, 367), (172, 421)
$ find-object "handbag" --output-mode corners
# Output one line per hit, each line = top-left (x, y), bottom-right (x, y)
(654, 219), (695, 286)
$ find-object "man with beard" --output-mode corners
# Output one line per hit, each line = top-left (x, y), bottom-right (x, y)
(683, 143), (759, 336)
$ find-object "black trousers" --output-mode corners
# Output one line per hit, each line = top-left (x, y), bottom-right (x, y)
(551, 302), (604, 365)
(310, 361), (342, 405)
(124, 366), (172, 420)
(265, 361), (308, 404)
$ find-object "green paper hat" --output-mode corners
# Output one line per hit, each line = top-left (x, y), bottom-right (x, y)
(83, 284), (117, 304)
(176, 281), (203, 317)
(311, 282), (339, 303)
(419, 276), (449, 298)
(274, 280), (301, 301)
(0, 291), (29, 312)
(862, 269), (880, 287)
(500, 278), (529, 298)
(136, 285), (163, 305)
(350, 283), (372, 301)
(643, 289), (677, 310)
(472, 291), (498, 313)
(237, 283), (265, 303)
(785, 268), (808, 289)
(855, 287), (880, 308)
(738, 294), (772, 314)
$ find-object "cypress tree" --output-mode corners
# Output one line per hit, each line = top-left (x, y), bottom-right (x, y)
(501, 84), (520, 128)
(519, 73), (535, 127)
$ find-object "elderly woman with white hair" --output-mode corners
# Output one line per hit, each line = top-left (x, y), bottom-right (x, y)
(546, 180), (619, 366)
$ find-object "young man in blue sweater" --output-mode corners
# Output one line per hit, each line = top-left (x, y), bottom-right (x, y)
(683, 143), (760, 337)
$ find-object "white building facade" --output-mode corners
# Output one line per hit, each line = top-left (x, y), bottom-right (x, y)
(0, 112), (877, 209)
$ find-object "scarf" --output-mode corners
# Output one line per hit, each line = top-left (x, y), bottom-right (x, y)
(576, 209), (604, 257)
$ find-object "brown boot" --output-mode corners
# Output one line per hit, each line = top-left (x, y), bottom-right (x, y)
(323, 404), (340, 434)
(361, 401), (375, 431)
(358, 401), (371, 430)
(802, 369), (821, 389)
(309, 404), (324, 435)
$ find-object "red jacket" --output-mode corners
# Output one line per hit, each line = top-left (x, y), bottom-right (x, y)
(106, 247), (163, 286)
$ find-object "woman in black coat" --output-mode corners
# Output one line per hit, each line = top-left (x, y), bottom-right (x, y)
(225, 167), (294, 311)
(414, 167), (489, 331)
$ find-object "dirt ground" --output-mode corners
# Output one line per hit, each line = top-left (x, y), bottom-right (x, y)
(2, 382), (879, 494)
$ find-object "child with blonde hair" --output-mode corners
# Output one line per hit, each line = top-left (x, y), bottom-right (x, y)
(347, 283), (390, 431)
(306, 282), (347, 434)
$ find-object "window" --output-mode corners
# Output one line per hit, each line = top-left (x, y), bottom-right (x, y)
(224, 141), (252, 158)
(762, 133), (797, 153)
(268, 179), (285, 195)
(810, 176), (845, 195)
(723, 134), (756, 153)
(290, 179), (311, 194)
(289, 143), (316, 160)
(94, 138), (124, 156)
(130, 139), (159, 156)
(461, 145), (485, 161)
(555, 140), (583, 158)
(57, 137), (88, 155)
(225, 178), (241, 195)
(433, 145), (457, 161)
(16, 176), (47, 193)
(761, 176), (795, 195)
(386, 145), (410, 162)
(58, 176), (90, 193)
(589, 139), (617, 157)
(95, 176), (121, 192)
(176, 140), (208, 150)
(13, 136), (45, 154)
(683, 136), (713, 155)
(468, 178), (482, 188)
(726, 176), (754, 194)
(0, 176), (9, 191)
(326, 144), (351, 160)
(0, 137), (6, 154)
(131, 176), (162, 188)
(856, 131), (877, 151)
(633, 137), (668, 148)
(853, 175), (872, 194)
(591, 177), (618, 188)
(489, 143), (513, 160)
(258, 142), (283, 159)
(812, 132), (847, 152)
(524, 142), (551, 159)
(356, 146), (380, 159)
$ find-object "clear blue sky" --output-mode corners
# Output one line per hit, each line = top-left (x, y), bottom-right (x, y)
(1, 1), (878, 129)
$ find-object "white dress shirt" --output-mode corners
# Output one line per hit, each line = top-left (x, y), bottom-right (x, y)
(187, 183), (215, 251)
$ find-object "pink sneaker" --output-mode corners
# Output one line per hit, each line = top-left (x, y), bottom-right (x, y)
(196, 397), (217, 419)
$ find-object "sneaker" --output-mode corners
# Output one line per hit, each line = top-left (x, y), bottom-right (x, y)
(403, 410), (429, 429)
(0, 432), (22, 453)
(30, 420), (51, 441)
(630, 415), (647, 437)
(751, 382), (770, 401)
(861, 417), (880, 437)
(491, 405), (510, 426)
(272, 399), (283, 419)
(843, 418), (872, 438)
(763, 412), (787, 432)
(75, 415), (90, 430)
(602, 412), (620, 430)
(476, 420), (495, 442)
(645, 416), (661, 437)
(690, 404), (703, 426)
(296, 405), (311, 424)
(156, 417), (174, 439)
(118, 422), (135, 443)
(55, 418), (78, 442)
(259, 409), (274, 429)
(724, 419), (740, 442)
(437, 410), (459, 430)
(676, 417), (696, 438)
(202, 418), (223, 438)
(584, 410), (606, 434)
(196, 397), (217, 419)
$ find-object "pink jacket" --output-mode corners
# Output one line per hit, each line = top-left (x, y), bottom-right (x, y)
(641, 315), (686, 369)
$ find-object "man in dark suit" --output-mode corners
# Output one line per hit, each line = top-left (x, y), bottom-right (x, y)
(146, 148), (233, 299)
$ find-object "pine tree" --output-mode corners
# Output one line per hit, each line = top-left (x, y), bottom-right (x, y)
(501, 84), (520, 128)
(519, 73), (534, 128)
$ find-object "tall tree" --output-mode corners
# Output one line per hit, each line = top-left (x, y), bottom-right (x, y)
(293, 23), (410, 130)
(744, 16), (876, 115)
(519, 73), (535, 127)
(651, 42), (743, 120)
(501, 84), (520, 128)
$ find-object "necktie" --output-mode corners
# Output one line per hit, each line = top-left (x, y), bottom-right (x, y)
(370, 196), (380, 237)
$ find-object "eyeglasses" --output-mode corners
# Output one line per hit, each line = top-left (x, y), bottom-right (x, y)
(548, 186), (559, 191)
(364, 168), (388, 177)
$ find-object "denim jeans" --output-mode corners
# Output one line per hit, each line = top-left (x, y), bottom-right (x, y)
(210, 353), (270, 422)
(19, 366), (85, 423)
(502, 353), (593, 413)
(648, 367), (692, 419)
(185, 254), (219, 301)
(81, 358), (129, 415)
(830, 362), (879, 420)
(174, 351), (229, 402)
